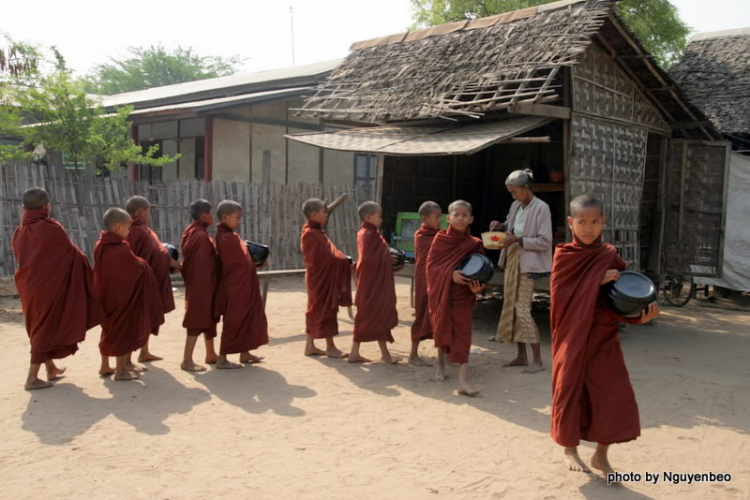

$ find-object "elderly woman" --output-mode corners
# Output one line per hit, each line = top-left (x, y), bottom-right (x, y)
(489, 169), (553, 374)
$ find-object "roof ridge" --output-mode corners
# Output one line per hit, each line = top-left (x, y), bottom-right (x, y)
(691, 27), (750, 41)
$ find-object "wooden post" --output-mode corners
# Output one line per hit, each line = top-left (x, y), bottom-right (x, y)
(204, 117), (213, 182)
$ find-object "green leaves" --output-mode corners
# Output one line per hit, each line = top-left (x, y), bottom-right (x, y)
(409, 0), (691, 68)
(86, 44), (243, 95)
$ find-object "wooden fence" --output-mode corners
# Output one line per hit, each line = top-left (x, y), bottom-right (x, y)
(0, 163), (372, 277)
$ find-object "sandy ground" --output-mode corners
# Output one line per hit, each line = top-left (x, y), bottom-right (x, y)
(0, 276), (748, 500)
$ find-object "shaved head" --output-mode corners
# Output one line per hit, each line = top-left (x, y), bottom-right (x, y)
(22, 187), (50, 210)
(358, 201), (381, 221)
(448, 200), (472, 215)
(217, 200), (242, 219)
(302, 198), (326, 218)
(418, 201), (441, 217)
(125, 195), (150, 216)
(103, 208), (131, 231)
(190, 199), (212, 221)
(570, 195), (604, 217)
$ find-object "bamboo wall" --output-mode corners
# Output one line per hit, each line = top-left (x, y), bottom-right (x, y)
(0, 163), (372, 277)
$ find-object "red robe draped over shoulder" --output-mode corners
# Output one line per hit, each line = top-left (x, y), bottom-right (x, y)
(427, 225), (482, 364)
(127, 217), (175, 320)
(12, 210), (102, 364)
(353, 222), (397, 343)
(181, 221), (219, 338)
(94, 232), (165, 357)
(301, 220), (352, 339)
(411, 224), (439, 343)
(550, 235), (642, 447)
(213, 223), (269, 355)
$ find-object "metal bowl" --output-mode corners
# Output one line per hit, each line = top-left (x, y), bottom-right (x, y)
(602, 271), (657, 318)
(389, 246), (406, 270)
(245, 240), (270, 266)
(162, 243), (179, 261)
(458, 253), (495, 284)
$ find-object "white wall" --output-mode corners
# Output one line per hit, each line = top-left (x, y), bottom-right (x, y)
(212, 118), (251, 182)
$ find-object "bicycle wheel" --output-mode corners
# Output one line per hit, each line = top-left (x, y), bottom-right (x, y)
(662, 275), (695, 307)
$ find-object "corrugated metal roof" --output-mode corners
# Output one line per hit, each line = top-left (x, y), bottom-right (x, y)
(98, 59), (341, 109)
(285, 116), (551, 156)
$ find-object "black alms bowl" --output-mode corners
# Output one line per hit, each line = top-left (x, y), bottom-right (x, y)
(389, 246), (406, 270)
(163, 243), (179, 261)
(245, 241), (270, 266)
(602, 271), (657, 318)
(458, 253), (495, 284)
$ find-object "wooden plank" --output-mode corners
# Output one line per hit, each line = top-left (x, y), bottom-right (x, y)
(509, 103), (571, 120)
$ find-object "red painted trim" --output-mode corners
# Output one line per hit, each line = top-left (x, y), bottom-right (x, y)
(204, 117), (213, 182)
(130, 123), (140, 181)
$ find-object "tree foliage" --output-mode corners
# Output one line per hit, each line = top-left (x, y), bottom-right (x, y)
(86, 44), (243, 95)
(409, 0), (691, 67)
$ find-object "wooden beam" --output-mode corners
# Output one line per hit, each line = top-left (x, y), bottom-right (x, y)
(501, 136), (551, 143)
(509, 103), (571, 120)
(217, 112), (324, 132)
(670, 120), (713, 130)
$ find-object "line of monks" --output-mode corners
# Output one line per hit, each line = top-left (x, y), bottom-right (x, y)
(12, 187), (659, 477)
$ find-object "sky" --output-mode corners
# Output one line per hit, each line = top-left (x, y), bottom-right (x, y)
(2, 0), (749, 77)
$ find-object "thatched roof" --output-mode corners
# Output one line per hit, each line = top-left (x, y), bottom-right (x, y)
(671, 28), (750, 140)
(297, 0), (719, 140)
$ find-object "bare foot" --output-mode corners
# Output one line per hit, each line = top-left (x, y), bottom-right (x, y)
(305, 346), (326, 356)
(138, 352), (163, 362)
(486, 335), (497, 342)
(114, 371), (140, 381)
(126, 363), (148, 373)
(205, 354), (218, 365)
(99, 366), (115, 377)
(457, 383), (480, 397)
(381, 354), (401, 364)
(591, 452), (615, 476)
(240, 353), (264, 364)
(503, 357), (528, 367)
(25, 378), (53, 390)
(181, 361), (207, 372)
(216, 359), (242, 369)
(326, 348), (348, 359)
(408, 356), (432, 367)
(46, 366), (67, 381)
(431, 365), (446, 382)
(522, 361), (544, 374)
(347, 354), (371, 363)
(564, 448), (591, 473)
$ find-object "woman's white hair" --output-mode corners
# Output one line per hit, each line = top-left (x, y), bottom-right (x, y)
(505, 169), (535, 188)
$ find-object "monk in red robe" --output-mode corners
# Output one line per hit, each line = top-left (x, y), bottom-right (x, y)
(94, 208), (165, 381)
(180, 199), (220, 372)
(409, 201), (442, 367)
(12, 188), (102, 390)
(125, 195), (179, 362)
(551, 195), (659, 476)
(427, 200), (484, 396)
(348, 201), (400, 364)
(300, 198), (352, 358)
(213, 200), (269, 369)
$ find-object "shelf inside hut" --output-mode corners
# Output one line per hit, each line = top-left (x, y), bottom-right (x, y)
(534, 183), (565, 192)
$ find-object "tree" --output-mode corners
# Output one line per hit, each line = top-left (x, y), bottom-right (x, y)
(409, 0), (691, 68)
(2, 71), (178, 171)
(86, 44), (243, 95)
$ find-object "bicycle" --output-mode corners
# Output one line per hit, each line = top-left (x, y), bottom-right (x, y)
(661, 274), (696, 307)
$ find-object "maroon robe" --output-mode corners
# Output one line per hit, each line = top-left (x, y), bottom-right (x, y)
(301, 220), (352, 339)
(550, 235), (642, 447)
(127, 217), (175, 328)
(213, 223), (269, 355)
(427, 225), (482, 364)
(353, 222), (397, 343)
(411, 224), (439, 343)
(181, 221), (219, 338)
(94, 231), (165, 357)
(12, 209), (102, 363)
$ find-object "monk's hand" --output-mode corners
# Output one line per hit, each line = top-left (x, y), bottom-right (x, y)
(600, 269), (620, 285)
(489, 220), (505, 232)
(169, 260), (180, 273)
(452, 270), (471, 286)
(640, 302), (660, 323)
(258, 261), (269, 270)
(469, 280), (484, 293)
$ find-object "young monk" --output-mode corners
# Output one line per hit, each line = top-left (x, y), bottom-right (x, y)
(94, 208), (165, 381)
(300, 198), (352, 358)
(551, 195), (659, 475)
(427, 200), (484, 396)
(409, 201), (442, 367)
(349, 201), (400, 364)
(213, 200), (269, 369)
(180, 199), (220, 372)
(12, 187), (102, 390)
(125, 195), (179, 362)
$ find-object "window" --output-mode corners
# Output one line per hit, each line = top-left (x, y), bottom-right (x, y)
(139, 140), (163, 183)
(195, 136), (205, 180)
(354, 154), (377, 187)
